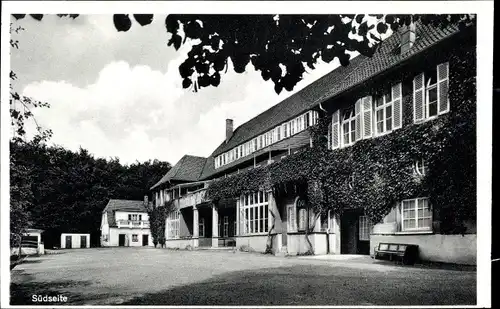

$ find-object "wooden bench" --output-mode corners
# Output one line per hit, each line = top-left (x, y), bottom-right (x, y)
(374, 243), (419, 265)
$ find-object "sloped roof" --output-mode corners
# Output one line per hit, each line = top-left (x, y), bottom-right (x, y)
(150, 155), (207, 190)
(103, 199), (147, 227)
(211, 22), (460, 158)
(199, 130), (311, 180)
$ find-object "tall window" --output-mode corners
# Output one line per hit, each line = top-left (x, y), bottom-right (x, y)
(223, 216), (229, 237)
(199, 217), (205, 237)
(375, 90), (394, 135)
(341, 107), (356, 146)
(359, 216), (372, 241)
(401, 198), (432, 231)
(132, 234), (138, 242)
(425, 67), (438, 118)
(241, 190), (269, 235)
(167, 210), (180, 239)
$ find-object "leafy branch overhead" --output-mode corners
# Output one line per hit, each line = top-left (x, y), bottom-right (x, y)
(13, 14), (475, 94)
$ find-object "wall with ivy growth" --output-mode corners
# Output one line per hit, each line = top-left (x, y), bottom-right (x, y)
(206, 30), (476, 235)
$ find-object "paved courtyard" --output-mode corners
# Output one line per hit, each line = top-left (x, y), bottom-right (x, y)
(10, 247), (476, 306)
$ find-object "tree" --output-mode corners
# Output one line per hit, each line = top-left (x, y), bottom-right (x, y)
(10, 141), (172, 248)
(12, 14), (475, 94)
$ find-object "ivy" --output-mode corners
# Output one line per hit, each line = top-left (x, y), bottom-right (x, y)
(206, 45), (475, 234)
(146, 200), (175, 247)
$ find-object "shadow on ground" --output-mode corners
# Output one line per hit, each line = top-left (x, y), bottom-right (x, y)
(123, 264), (476, 306)
(10, 270), (111, 306)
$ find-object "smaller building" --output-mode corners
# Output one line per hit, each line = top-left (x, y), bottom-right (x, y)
(60, 233), (90, 249)
(11, 228), (45, 255)
(100, 199), (153, 247)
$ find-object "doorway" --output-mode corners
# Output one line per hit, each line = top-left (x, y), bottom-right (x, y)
(340, 210), (370, 255)
(142, 234), (149, 246)
(65, 235), (72, 249)
(80, 235), (87, 248)
(118, 234), (126, 246)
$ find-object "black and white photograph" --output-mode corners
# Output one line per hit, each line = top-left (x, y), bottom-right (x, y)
(0, 1), (493, 307)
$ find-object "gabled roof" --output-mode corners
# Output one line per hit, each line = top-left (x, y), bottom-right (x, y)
(199, 130), (311, 180)
(103, 199), (147, 227)
(210, 22), (460, 158)
(150, 155), (207, 190)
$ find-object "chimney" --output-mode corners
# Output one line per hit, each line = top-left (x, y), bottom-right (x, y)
(400, 22), (416, 54)
(225, 119), (233, 143)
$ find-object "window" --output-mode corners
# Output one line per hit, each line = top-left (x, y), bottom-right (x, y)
(375, 90), (394, 135)
(241, 191), (269, 235)
(359, 216), (371, 241)
(199, 217), (205, 237)
(223, 216), (229, 237)
(129, 214), (139, 221)
(414, 62), (449, 123)
(425, 66), (439, 119)
(341, 108), (356, 146)
(401, 198), (432, 231)
(132, 234), (138, 242)
(277, 127), (281, 140)
(167, 210), (180, 239)
(298, 208), (307, 231)
(413, 158), (428, 176)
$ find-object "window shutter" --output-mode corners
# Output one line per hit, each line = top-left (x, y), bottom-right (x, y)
(331, 110), (340, 149)
(413, 73), (425, 123)
(354, 99), (362, 141)
(437, 62), (450, 114)
(362, 96), (373, 138)
(392, 82), (403, 129)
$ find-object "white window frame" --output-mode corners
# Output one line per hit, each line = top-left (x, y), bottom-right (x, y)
(374, 91), (394, 136)
(341, 108), (356, 147)
(413, 158), (428, 177)
(199, 217), (205, 237)
(241, 191), (269, 235)
(223, 216), (229, 237)
(401, 197), (432, 232)
(358, 216), (371, 241)
(167, 210), (180, 239)
(425, 74), (439, 120)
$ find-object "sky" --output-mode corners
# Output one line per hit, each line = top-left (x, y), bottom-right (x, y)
(11, 14), (351, 166)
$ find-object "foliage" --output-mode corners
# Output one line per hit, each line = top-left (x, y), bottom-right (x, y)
(12, 14), (475, 94)
(10, 141), (171, 248)
(146, 200), (175, 248)
(9, 24), (52, 143)
(206, 41), (476, 234)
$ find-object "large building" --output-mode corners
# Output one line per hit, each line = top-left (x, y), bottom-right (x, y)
(100, 199), (153, 247)
(150, 21), (476, 265)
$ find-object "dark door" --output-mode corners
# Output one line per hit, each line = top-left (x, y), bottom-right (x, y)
(341, 211), (370, 255)
(66, 236), (72, 249)
(80, 236), (87, 248)
(118, 234), (125, 246)
(142, 235), (149, 246)
(340, 211), (359, 254)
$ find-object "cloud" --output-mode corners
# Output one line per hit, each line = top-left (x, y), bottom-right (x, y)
(22, 51), (342, 166)
(16, 15), (351, 166)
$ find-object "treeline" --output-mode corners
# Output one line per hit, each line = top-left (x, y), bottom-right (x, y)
(10, 140), (171, 248)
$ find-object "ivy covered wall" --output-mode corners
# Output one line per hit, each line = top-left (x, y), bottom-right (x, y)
(206, 29), (476, 235)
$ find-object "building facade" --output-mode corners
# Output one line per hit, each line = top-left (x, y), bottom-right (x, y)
(150, 22), (476, 264)
(100, 199), (153, 247)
